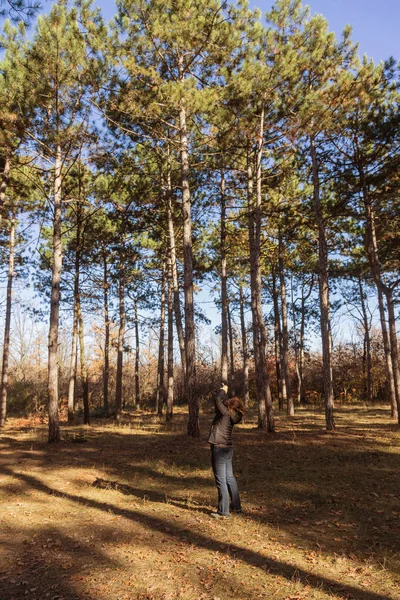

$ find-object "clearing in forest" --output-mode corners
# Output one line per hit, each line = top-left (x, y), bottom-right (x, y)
(0, 406), (399, 600)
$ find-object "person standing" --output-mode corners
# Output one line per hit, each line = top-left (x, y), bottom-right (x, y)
(208, 382), (244, 519)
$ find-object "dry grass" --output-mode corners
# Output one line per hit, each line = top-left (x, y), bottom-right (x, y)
(0, 405), (399, 600)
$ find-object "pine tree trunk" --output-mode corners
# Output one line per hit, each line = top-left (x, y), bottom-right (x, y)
(358, 277), (373, 403)
(239, 286), (249, 407)
(362, 333), (367, 398)
(361, 167), (398, 419)
(166, 254), (174, 421)
(298, 294), (306, 405)
(67, 326), (78, 423)
(279, 233), (293, 416)
(103, 254), (110, 414)
(375, 286), (396, 416)
(77, 299), (90, 425)
(48, 144), (63, 443)
(220, 170), (228, 384)
(0, 155), (11, 220)
(156, 261), (166, 417)
(134, 297), (141, 410)
(178, 56), (198, 437)
(248, 117), (274, 431)
(67, 245), (80, 424)
(255, 116), (274, 431)
(115, 234), (126, 418)
(0, 213), (16, 427)
(310, 135), (335, 431)
(227, 298), (235, 395)
(385, 288), (400, 423)
(68, 204), (83, 424)
(248, 151), (260, 406)
(167, 143), (186, 378)
(291, 276), (300, 406)
(271, 267), (284, 409)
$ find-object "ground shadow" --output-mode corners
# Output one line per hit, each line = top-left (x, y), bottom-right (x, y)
(92, 477), (212, 515)
(1, 407), (399, 597)
(0, 465), (396, 600)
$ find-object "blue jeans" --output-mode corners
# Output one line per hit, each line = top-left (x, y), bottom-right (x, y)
(211, 445), (241, 516)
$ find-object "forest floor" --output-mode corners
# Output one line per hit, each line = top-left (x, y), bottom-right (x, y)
(0, 405), (399, 600)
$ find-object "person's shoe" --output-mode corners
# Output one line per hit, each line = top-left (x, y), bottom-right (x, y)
(231, 509), (242, 515)
(210, 512), (230, 520)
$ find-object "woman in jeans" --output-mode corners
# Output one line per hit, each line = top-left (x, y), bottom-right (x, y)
(208, 384), (245, 519)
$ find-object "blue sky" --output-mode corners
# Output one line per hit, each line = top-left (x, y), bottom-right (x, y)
(91, 0), (399, 64)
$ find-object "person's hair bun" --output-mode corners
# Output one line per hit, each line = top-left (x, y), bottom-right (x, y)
(227, 396), (245, 413)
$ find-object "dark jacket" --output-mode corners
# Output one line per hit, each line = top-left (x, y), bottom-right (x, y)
(208, 389), (243, 447)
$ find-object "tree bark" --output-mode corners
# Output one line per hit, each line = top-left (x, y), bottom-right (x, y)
(166, 142), (186, 378)
(358, 277), (373, 403)
(156, 261), (166, 417)
(0, 155), (11, 221)
(166, 253), (174, 421)
(385, 288), (400, 423)
(297, 277), (313, 405)
(310, 135), (335, 431)
(227, 298), (235, 395)
(0, 213), (16, 427)
(291, 276), (300, 406)
(67, 330), (78, 423)
(77, 298), (90, 425)
(134, 297), (141, 410)
(279, 233), (293, 415)
(103, 254), (110, 414)
(239, 285), (249, 407)
(298, 294), (306, 404)
(67, 241), (80, 425)
(248, 114), (274, 431)
(115, 232), (126, 418)
(220, 169), (228, 384)
(178, 55), (198, 437)
(360, 160), (399, 420)
(271, 266), (284, 409)
(48, 144), (63, 443)
(376, 286), (396, 417)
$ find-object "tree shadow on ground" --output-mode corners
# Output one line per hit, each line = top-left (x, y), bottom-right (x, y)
(92, 477), (212, 515)
(0, 465), (396, 600)
(0, 525), (118, 600)
(1, 407), (399, 595)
